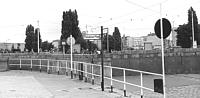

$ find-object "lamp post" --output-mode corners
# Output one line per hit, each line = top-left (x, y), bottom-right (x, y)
(37, 20), (40, 53)
(191, 9), (196, 48)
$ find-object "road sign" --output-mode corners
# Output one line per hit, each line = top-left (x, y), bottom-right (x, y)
(67, 36), (75, 45)
(61, 41), (66, 45)
(154, 18), (172, 39)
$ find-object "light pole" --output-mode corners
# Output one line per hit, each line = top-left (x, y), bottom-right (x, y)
(37, 20), (40, 53)
(191, 9), (196, 48)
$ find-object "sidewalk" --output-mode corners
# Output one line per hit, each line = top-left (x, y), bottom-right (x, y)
(0, 70), (139, 98)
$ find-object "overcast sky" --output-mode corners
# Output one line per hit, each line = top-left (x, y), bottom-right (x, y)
(0, 0), (200, 43)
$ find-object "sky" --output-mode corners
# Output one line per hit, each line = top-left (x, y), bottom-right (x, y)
(0, 0), (200, 43)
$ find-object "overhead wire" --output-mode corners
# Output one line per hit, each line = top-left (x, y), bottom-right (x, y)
(90, 0), (169, 30)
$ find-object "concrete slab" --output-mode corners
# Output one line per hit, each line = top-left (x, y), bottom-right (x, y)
(0, 76), (54, 98)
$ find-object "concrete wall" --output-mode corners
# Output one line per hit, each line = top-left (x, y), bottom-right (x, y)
(2, 48), (200, 76)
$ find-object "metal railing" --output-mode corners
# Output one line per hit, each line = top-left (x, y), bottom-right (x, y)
(9, 58), (163, 97)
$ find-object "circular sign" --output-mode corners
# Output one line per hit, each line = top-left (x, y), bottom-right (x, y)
(67, 37), (75, 45)
(154, 18), (172, 39)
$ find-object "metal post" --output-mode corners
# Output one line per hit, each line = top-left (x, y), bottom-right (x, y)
(123, 69), (126, 97)
(66, 61), (68, 76)
(85, 63), (87, 82)
(160, 4), (166, 98)
(31, 59), (32, 71)
(107, 29), (109, 52)
(92, 64), (94, 85)
(110, 66), (113, 92)
(101, 26), (104, 91)
(40, 59), (41, 72)
(140, 72), (143, 98)
(74, 62), (76, 78)
(70, 35), (73, 79)
(47, 59), (50, 74)
(20, 59), (21, 70)
(57, 61), (59, 75)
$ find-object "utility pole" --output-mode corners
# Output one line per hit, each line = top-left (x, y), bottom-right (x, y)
(37, 20), (40, 53)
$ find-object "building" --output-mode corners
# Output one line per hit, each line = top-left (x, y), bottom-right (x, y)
(143, 33), (161, 49)
(132, 37), (144, 49)
(0, 43), (25, 52)
(82, 31), (102, 50)
(52, 40), (60, 49)
(122, 32), (171, 50)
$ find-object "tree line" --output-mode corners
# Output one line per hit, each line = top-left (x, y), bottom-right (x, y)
(24, 9), (123, 53)
(60, 9), (122, 53)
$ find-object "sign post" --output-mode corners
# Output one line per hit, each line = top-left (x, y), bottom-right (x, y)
(101, 26), (104, 91)
(67, 35), (75, 79)
(62, 41), (66, 54)
(154, 4), (172, 98)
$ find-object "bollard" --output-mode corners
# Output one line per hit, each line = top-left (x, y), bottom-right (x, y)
(71, 71), (73, 79)
(65, 61), (68, 76)
(140, 72), (144, 98)
(110, 86), (113, 93)
(79, 63), (83, 80)
(154, 79), (163, 94)
(123, 69), (126, 97)
(124, 90), (126, 97)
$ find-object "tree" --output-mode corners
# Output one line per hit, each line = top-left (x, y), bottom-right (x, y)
(176, 24), (192, 48)
(33, 28), (42, 52)
(60, 9), (86, 52)
(103, 34), (114, 52)
(41, 41), (54, 52)
(188, 7), (199, 45)
(11, 44), (14, 52)
(25, 24), (35, 52)
(86, 40), (98, 53)
(112, 27), (121, 51)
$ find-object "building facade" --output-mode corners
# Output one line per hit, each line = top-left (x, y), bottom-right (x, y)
(122, 33), (171, 50)
(0, 43), (25, 52)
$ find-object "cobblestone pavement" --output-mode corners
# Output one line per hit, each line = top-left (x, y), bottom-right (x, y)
(99, 74), (200, 98)
(0, 70), (200, 98)
(0, 70), (139, 98)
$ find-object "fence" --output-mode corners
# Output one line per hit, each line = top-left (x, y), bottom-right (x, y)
(9, 58), (164, 97)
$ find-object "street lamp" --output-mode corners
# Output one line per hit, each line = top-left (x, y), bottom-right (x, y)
(191, 9), (196, 48)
